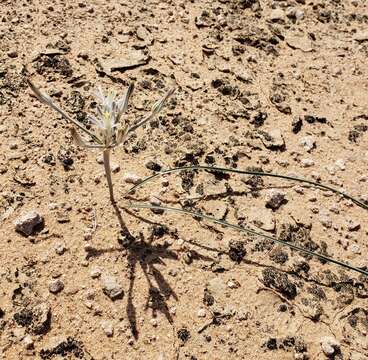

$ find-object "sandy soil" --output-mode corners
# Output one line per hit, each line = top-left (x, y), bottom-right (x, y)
(1, 0), (368, 359)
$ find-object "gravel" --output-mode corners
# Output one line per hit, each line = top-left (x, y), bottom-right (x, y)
(49, 279), (64, 294)
(14, 210), (44, 236)
(320, 336), (340, 356)
(265, 189), (287, 210)
(101, 274), (124, 300)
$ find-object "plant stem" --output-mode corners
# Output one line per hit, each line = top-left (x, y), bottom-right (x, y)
(103, 148), (115, 203)
(128, 203), (368, 278)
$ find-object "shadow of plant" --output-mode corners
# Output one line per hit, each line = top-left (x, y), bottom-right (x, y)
(86, 204), (215, 339)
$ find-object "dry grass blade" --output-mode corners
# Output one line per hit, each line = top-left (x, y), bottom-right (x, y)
(124, 165), (368, 211)
(128, 203), (368, 278)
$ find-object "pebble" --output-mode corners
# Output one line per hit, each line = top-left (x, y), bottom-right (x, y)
(319, 212), (332, 228)
(49, 279), (64, 294)
(54, 242), (67, 255)
(83, 230), (93, 241)
(169, 306), (176, 315)
(145, 160), (162, 172)
(347, 219), (360, 231)
(150, 318), (158, 327)
(300, 136), (316, 152)
(335, 159), (345, 170)
(100, 320), (114, 337)
(286, 7), (304, 20)
(292, 117), (303, 133)
(320, 336), (340, 356)
(325, 165), (336, 175)
(300, 158), (315, 167)
(265, 189), (287, 210)
(101, 274), (124, 300)
(7, 51), (18, 58)
(123, 173), (141, 185)
(110, 162), (120, 173)
(197, 308), (206, 318)
(23, 335), (34, 349)
(149, 194), (161, 206)
(259, 129), (285, 150)
(269, 8), (285, 21)
(90, 267), (102, 278)
(227, 280), (240, 289)
(294, 9), (305, 20)
(234, 69), (253, 83)
(353, 31), (368, 42)
(350, 244), (361, 254)
(14, 210), (44, 236)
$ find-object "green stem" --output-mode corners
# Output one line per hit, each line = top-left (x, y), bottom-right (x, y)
(103, 149), (115, 203)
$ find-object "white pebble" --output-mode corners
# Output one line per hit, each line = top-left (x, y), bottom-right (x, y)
(197, 308), (206, 318)
(123, 173), (141, 184)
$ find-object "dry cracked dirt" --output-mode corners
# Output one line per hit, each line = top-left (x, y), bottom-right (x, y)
(0, 0), (368, 359)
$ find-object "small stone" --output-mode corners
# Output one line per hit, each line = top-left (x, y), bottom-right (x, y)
(347, 219), (360, 231)
(83, 230), (93, 241)
(14, 210), (44, 236)
(300, 136), (316, 152)
(96, 154), (104, 164)
(29, 302), (51, 334)
(23, 335), (34, 349)
(269, 8), (285, 21)
(101, 274), (124, 300)
(326, 165), (338, 175)
(48, 203), (59, 210)
(169, 306), (176, 315)
(84, 243), (96, 252)
(335, 159), (345, 170)
(265, 189), (287, 210)
(111, 162), (120, 173)
(145, 160), (162, 172)
(100, 320), (114, 337)
(259, 129), (285, 150)
(168, 268), (178, 277)
(353, 31), (368, 42)
(227, 280), (240, 289)
(286, 7), (304, 20)
(197, 308), (206, 318)
(55, 242), (67, 255)
(294, 9), (305, 20)
(90, 267), (102, 278)
(123, 173), (141, 185)
(319, 212), (332, 228)
(234, 69), (253, 83)
(320, 336), (340, 356)
(300, 158), (315, 168)
(49, 279), (64, 294)
(350, 244), (361, 254)
(150, 318), (158, 327)
(228, 240), (247, 263)
(7, 51), (18, 58)
(292, 117), (303, 133)
(149, 194), (161, 206)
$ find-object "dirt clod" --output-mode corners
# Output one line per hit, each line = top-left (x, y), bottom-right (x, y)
(261, 268), (297, 299)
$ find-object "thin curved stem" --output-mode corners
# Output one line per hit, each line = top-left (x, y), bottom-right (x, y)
(123, 165), (368, 211)
(103, 149), (115, 204)
(127, 203), (368, 278)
